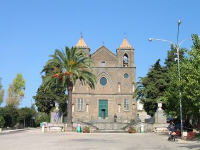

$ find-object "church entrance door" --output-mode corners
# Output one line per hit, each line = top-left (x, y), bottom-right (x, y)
(99, 100), (108, 119)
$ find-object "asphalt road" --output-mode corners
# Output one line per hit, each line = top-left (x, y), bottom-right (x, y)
(0, 129), (199, 150)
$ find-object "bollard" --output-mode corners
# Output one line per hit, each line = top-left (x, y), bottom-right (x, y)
(42, 124), (45, 133)
(141, 124), (144, 133)
(76, 124), (82, 133)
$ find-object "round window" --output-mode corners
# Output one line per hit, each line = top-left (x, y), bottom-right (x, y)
(100, 77), (107, 86)
(124, 73), (129, 78)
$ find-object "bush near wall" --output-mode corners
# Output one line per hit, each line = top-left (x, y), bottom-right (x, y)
(83, 126), (90, 133)
(128, 126), (136, 133)
(0, 115), (5, 128)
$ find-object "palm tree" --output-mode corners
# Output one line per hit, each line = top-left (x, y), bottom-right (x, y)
(43, 47), (96, 127)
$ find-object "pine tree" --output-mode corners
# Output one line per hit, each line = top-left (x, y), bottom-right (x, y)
(135, 59), (168, 116)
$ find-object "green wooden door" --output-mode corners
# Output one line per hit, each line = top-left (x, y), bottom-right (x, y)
(99, 100), (108, 119)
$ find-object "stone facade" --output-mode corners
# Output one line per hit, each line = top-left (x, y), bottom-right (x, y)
(72, 37), (137, 123)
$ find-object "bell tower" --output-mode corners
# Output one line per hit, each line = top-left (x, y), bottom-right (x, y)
(116, 37), (135, 67)
(75, 35), (90, 56)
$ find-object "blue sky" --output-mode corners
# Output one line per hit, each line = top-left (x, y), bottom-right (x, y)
(0, 0), (200, 107)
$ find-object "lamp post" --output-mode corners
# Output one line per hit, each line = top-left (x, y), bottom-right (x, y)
(148, 19), (184, 135)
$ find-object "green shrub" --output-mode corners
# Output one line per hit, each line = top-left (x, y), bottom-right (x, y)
(128, 126), (136, 133)
(1, 105), (18, 127)
(17, 107), (36, 127)
(195, 133), (200, 140)
(35, 112), (50, 126)
(83, 126), (90, 133)
(0, 115), (5, 128)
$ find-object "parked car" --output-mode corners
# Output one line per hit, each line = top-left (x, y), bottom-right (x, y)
(175, 122), (193, 132)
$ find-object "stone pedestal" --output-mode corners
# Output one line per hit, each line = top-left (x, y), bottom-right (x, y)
(50, 112), (63, 123)
(64, 124), (74, 132)
(155, 109), (166, 124)
(46, 103), (65, 132)
(153, 102), (168, 132)
(153, 123), (168, 132)
(50, 102), (63, 123)
(137, 110), (150, 123)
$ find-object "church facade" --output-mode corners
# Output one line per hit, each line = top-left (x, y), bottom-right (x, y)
(71, 37), (137, 123)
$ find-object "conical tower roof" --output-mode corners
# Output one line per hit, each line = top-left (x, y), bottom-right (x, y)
(76, 36), (88, 48)
(118, 37), (133, 49)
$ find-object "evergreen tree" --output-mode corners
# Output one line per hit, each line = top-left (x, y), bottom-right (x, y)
(0, 105), (18, 127)
(135, 59), (168, 116)
(17, 107), (36, 127)
(33, 63), (67, 114)
(0, 78), (4, 105)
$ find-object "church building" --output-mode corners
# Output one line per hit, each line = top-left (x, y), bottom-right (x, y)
(72, 36), (137, 123)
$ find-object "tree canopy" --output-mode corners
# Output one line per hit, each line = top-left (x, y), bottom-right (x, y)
(6, 74), (25, 107)
(0, 78), (4, 105)
(34, 80), (67, 114)
(17, 107), (36, 127)
(134, 59), (168, 116)
(135, 34), (200, 128)
(34, 61), (67, 114)
(164, 34), (200, 126)
(0, 105), (18, 127)
(43, 47), (96, 127)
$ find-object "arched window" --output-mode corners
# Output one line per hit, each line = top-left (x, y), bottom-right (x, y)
(123, 53), (128, 67)
(118, 82), (121, 92)
(101, 61), (105, 67)
(132, 83), (135, 92)
(118, 104), (121, 113)
(86, 104), (89, 112)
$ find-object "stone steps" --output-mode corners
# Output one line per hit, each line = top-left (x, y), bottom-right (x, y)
(75, 121), (130, 133)
(93, 129), (128, 133)
(92, 122), (128, 130)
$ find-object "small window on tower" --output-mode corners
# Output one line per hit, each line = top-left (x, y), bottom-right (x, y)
(101, 61), (105, 67)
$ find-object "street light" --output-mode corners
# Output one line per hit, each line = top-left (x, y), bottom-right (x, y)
(148, 20), (184, 135)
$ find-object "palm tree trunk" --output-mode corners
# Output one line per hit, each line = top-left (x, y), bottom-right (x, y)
(67, 86), (73, 128)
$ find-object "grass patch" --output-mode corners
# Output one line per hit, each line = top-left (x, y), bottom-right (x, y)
(194, 133), (200, 140)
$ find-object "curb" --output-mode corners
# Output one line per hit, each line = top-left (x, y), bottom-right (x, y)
(177, 138), (200, 144)
(0, 128), (30, 135)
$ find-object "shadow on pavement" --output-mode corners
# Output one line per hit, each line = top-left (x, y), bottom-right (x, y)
(179, 144), (200, 150)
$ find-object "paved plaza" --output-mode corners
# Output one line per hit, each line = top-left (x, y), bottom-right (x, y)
(0, 129), (199, 150)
